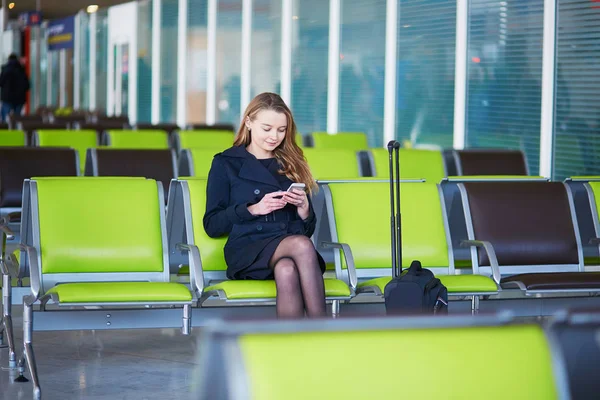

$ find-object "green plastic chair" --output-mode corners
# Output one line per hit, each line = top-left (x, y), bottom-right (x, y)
(178, 149), (220, 179)
(17, 177), (197, 398)
(323, 181), (497, 311)
(369, 148), (446, 182)
(0, 130), (26, 146)
(302, 148), (363, 180)
(175, 130), (235, 151)
(35, 129), (98, 174)
(104, 129), (169, 149)
(311, 132), (368, 150)
(198, 318), (565, 400)
(166, 178), (354, 315)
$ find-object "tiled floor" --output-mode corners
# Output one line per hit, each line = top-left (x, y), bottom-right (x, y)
(0, 322), (203, 400)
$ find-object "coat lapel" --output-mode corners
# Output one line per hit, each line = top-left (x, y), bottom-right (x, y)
(222, 145), (281, 188)
(238, 158), (281, 188)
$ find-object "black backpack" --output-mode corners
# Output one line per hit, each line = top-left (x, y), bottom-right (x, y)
(383, 140), (448, 315)
(384, 260), (448, 315)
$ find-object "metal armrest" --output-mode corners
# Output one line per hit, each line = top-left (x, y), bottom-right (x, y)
(0, 251), (19, 278)
(0, 219), (15, 241)
(461, 240), (501, 285)
(176, 243), (205, 297)
(18, 244), (40, 304)
(320, 241), (358, 291)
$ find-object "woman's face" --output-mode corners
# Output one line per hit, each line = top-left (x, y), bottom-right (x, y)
(246, 109), (288, 153)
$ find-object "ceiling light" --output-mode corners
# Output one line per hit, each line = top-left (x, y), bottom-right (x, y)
(87, 5), (99, 13)
(8, 3), (14, 9)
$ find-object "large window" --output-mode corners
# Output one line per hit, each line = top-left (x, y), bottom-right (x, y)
(338, 0), (386, 147)
(49, 51), (59, 107)
(290, 0), (328, 136)
(79, 12), (91, 110)
(553, 0), (600, 179)
(96, 9), (109, 113)
(216, 0), (242, 127)
(251, 0), (281, 97)
(186, 0), (208, 125)
(396, 0), (456, 148)
(137, 0), (153, 122)
(466, 0), (544, 174)
(160, 0), (179, 122)
(39, 26), (48, 107)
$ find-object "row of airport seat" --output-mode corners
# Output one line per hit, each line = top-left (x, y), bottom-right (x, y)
(196, 310), (600, 399)
(0, 146), (528, 215)
(3, 176), (600, 397)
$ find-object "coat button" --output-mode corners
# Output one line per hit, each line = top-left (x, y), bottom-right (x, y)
(279, 223), (287, 230)
(254, 189), (260, 195)
(256, 225), (263, 231)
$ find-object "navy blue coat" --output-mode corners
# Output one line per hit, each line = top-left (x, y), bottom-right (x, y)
(203, 145), (325, 279)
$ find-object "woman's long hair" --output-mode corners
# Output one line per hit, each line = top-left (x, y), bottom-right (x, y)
(233, 92), (317, 194)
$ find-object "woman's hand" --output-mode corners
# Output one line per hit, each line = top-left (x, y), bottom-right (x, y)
(247, 191), (287, 216)
(283, 189), (310, 220)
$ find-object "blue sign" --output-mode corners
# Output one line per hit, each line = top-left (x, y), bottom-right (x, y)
(48, 16), (75, 51)
(19, 11), (42, 27)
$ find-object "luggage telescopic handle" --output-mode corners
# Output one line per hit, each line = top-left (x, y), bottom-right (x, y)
(387, 140), (401, 278)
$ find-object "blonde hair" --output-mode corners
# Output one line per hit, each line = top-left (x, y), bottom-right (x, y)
(233, 92), (316, 194)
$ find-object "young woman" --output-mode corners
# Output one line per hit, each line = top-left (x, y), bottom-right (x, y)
(203, 92), (326, 318)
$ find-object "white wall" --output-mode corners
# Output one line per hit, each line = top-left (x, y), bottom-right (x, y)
(107, 1), (139, 123)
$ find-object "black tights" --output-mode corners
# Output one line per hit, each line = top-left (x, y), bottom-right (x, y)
(269, 235), (326, 319)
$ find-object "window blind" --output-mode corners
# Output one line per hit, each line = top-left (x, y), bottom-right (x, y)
(553, 0), (600, 179)
(466, 0), (544, 174)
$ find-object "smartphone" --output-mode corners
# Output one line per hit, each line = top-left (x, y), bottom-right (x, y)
(287, 183), (306, 192)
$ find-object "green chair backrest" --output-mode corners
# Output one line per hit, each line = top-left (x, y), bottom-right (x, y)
(327, 182), (449, 269)
(186, 149), (219, 179)
(302, 149), (362, 180)
(185, 179), (228, 271)
(587, 182), (600, 222)
(311, 132), (368, 150)
(236, 324), (559, 399)
(36, 129), (97, 174)
(178, 130), (235, 150)
(106, 130), (169, 149)
(0, 130), (26, 146)
(371, 148), (446, 182)
(35, 178), (165, 274)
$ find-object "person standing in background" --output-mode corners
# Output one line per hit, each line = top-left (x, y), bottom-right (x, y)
(0, 54), (30, 122)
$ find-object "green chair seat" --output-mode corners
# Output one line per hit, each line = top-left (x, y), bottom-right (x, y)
(0, 130), (26, 146)
(358, 274), (497, 294)
(46, 282), (192, 303)
(205, 278), (351, 299)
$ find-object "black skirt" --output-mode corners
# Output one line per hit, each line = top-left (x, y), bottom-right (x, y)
(230, 234), (326, 280)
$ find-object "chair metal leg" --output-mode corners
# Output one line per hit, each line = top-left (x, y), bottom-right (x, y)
(1, 315), (16, 369)
(15, 302), (41, 399)
(181, 304), (191, 335)
(471, 296), (480, 315)
(331, 300), (340, 319)
(1, 273), (16, 368)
